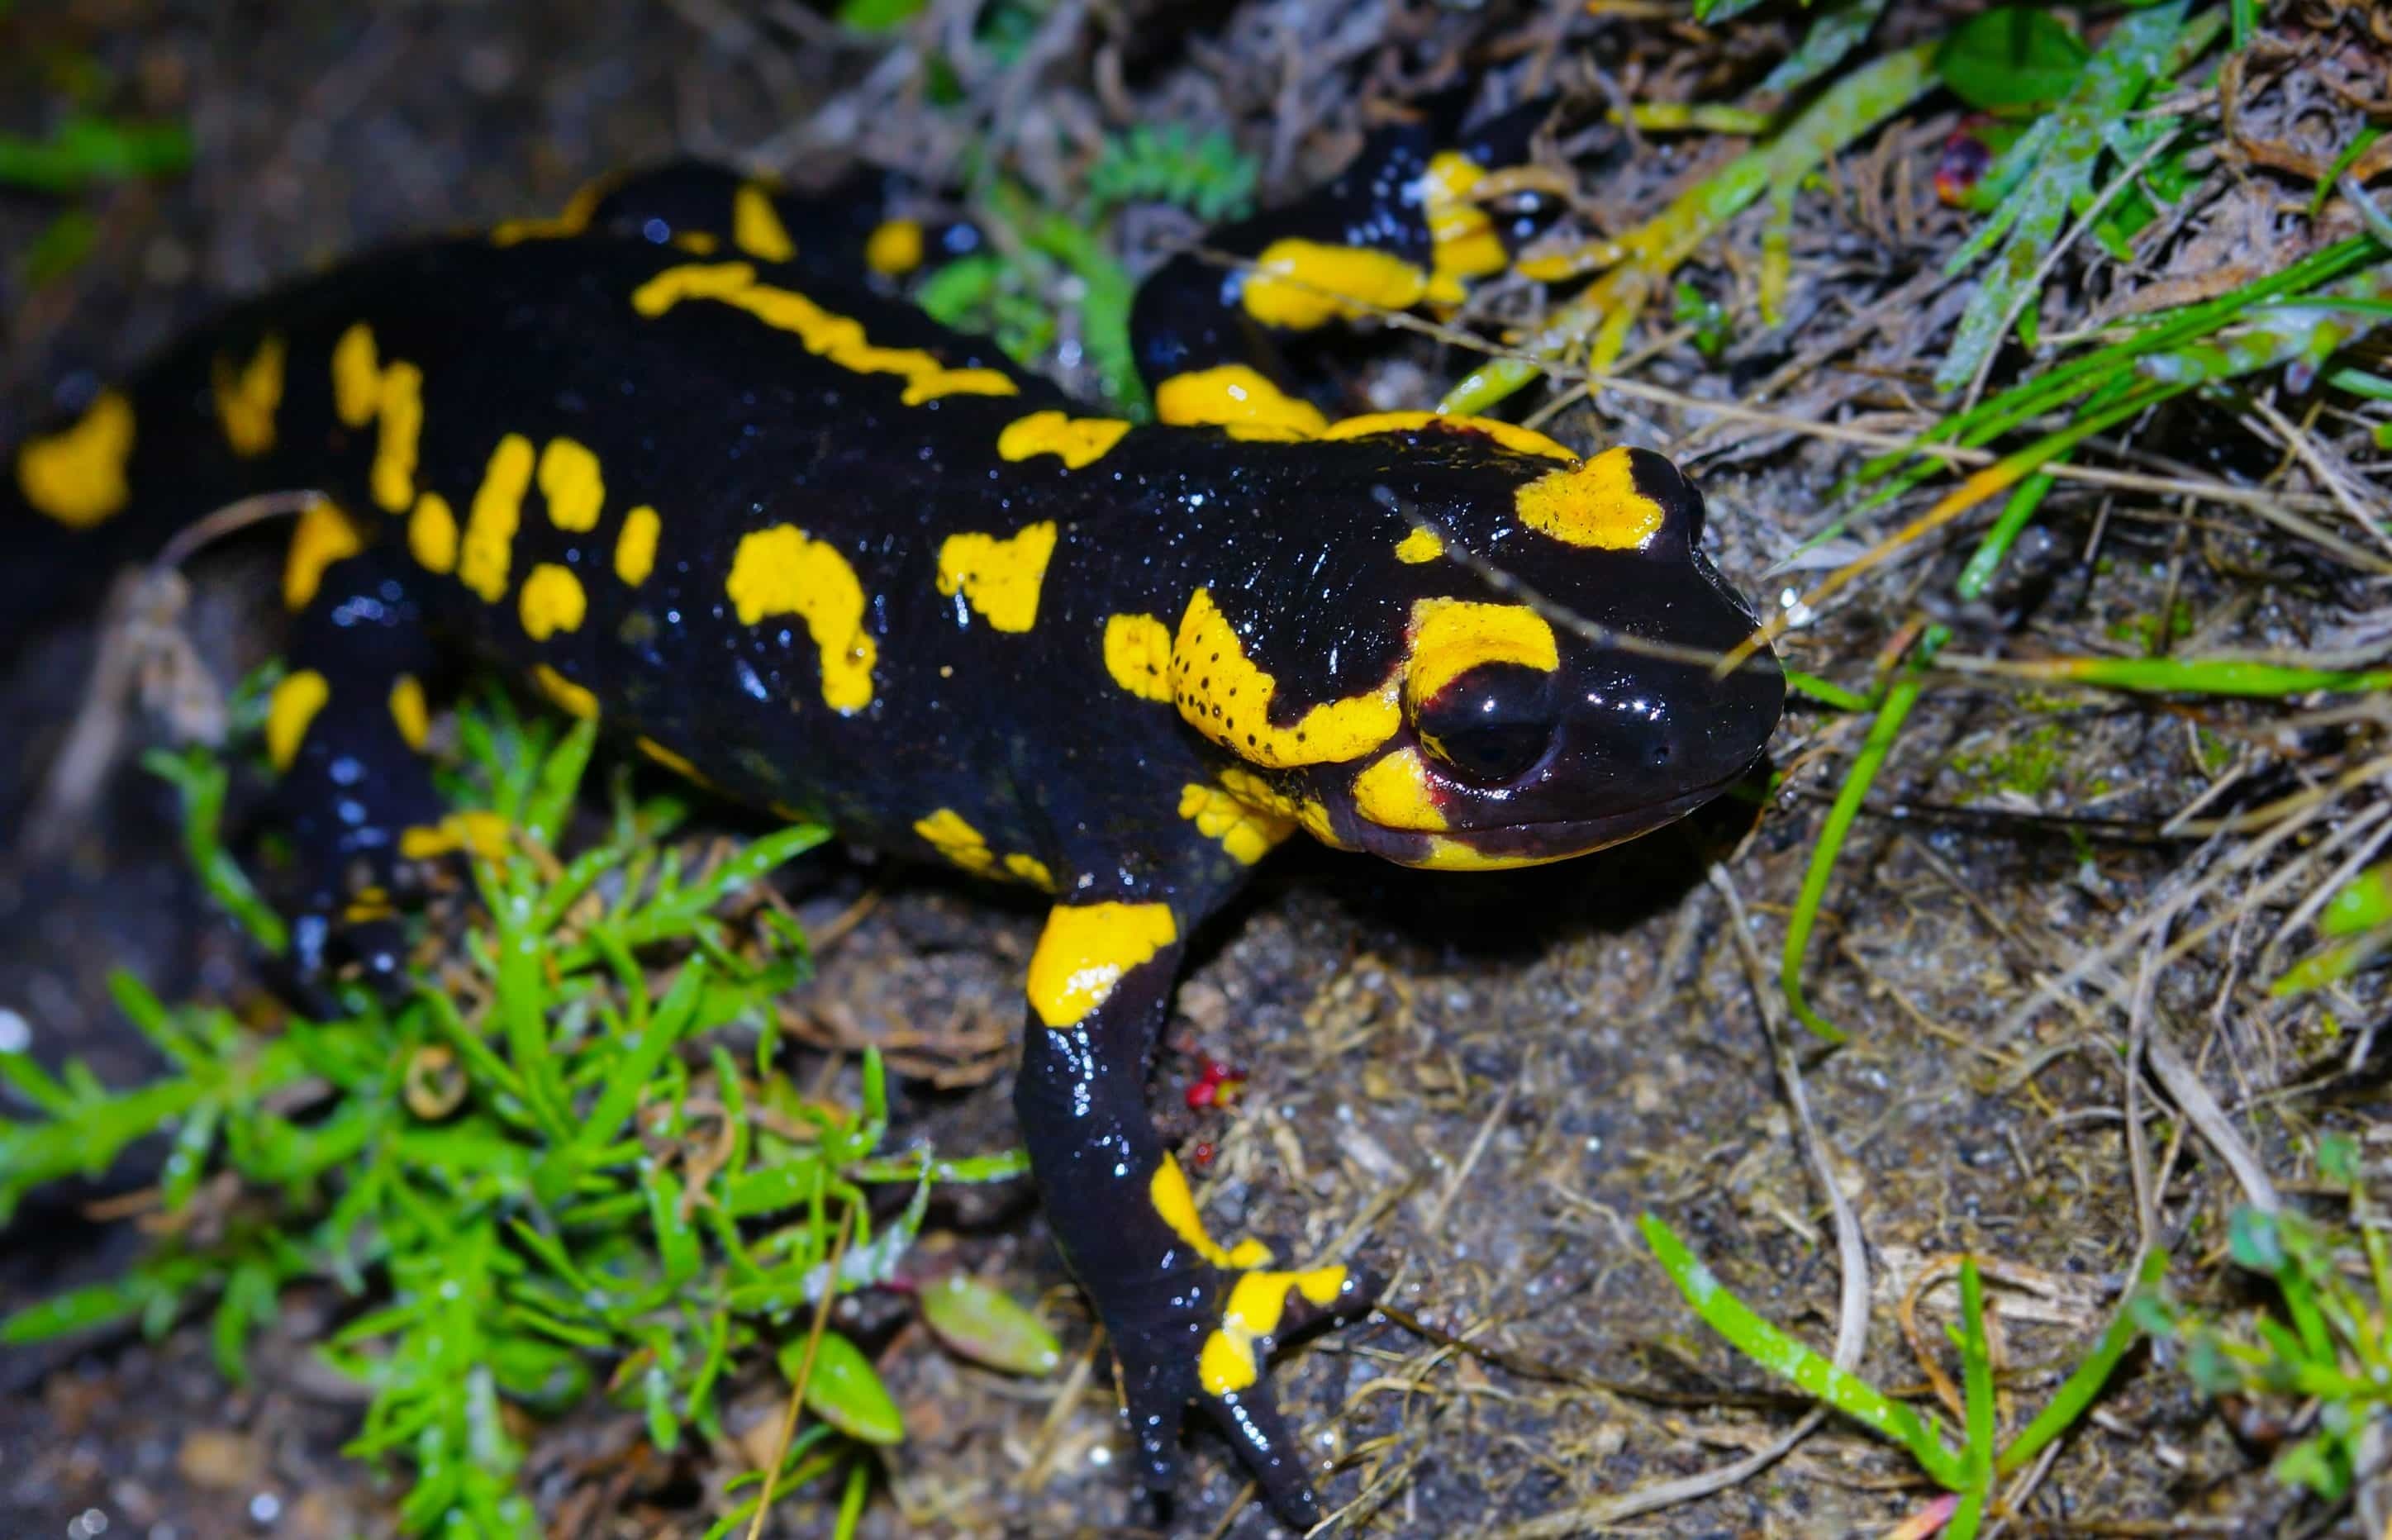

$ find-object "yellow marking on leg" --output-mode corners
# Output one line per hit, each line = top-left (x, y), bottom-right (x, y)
(398, 810), (512, 860)
(636, 736), (705, 784)
(1350, 748), (1447, 832)
(265, 669), (330, 772)
(865, 217), (925, 277)
(342, 886), (397, 924)
(1197, 1266), (1352, 1396)
(1395, 527), (1443, 563)
(536, 436), (604, 531)
(733, 183), (796, 261)
(1320, 411), (1576, 463)
(1151, 364), (1327, 435)
(996, 411), (1129, 469)
(460, 433), (535, 602)
(1170, 587), (1400, 768)
(724, 524), (877, 711)
(1220, 766), (1344, 849)
(1420, 151), (1507, 297)
(388, 674), (430, 751)
(1513, 447), (1664, 551)
(530, 663), (597, 720)
(1101, 614), (1175, 702)
(16, 389), (134, 528)
(1026, 901), (1177, 1029)
(1148, 1155), (1277, 1271)
(211, 333), (286, 458)
(1241, 239), (1431, 330)
(518, 563), (587, 640)
(1003, 853), (1055, 890)
(631, 263), (1018, 406)
(615, 505), (661, 586)
(409, 492), (459, 573)
(934, 522), (1056, 633)
(1405, 598), (1559, 712)
(331, 323), (426, 511)
(283, 499), (364, 612)
(1178, 783), (1297, 865)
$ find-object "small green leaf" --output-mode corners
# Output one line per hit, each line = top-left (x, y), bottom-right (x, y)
(2228, 1207), (2285, 1274)
(782, 1331), (906, 1445)
(920, 1274), (1063, 1376)
(2320, 863), (2392, 936)
(1936, 8), (2091, 113)
(838, 0), (927, 27)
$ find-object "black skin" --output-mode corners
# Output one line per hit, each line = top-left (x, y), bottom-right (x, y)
(2, 124), (1784, 1528)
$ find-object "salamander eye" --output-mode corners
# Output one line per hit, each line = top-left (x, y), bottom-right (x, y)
(1415, 663), (1557, 786)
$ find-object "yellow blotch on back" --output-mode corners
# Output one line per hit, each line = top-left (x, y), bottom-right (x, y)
(732, 183), (796, 261)
(211, 334), (286, 458)
(1405, 598), (1560, 715)
(632, 263), (1017, 406)
(1394, 527), (1443, 563)
(1169, 587), (1400, 768)
(1241, 239), (1434, 330)
(1513, 445), (1665, 551)
(636, 737), (704, 783)
(1320, 410), (1577, 463)
(283, 498), (364, 611)
(1152, 364), (1327, 435)
(490, 170), (620, 246)
(1025, 901), (1178, 1029)
(537, 437), (604, 531)
(16, 389), (134, 528)
(1148, 1155), (1275, 1273)
(1178, 782), (1296, 865)
(865, 217), (925, 277)
(265, 669), (330, 772)
(530, 663), (597, 720)
(1101, 613), (1175, 702)
(935, 522), (1057, 634)
(1198, 1266), (1352, 1396)
(399, 810), (512, 861)
(518, 563), (587, 641)
(388, 674), (430, 752)
(911, 809), (1054, 890)
(996, 410), (1130, 469)
(724, 524), (877, 712)
(409, 492), (459, 574)
(331, 323), (425, 513)
(460, 433), (535, 602)
(615, 506), (661, 586)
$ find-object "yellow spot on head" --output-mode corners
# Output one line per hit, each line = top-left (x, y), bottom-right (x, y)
(460, 433), (535, 602)
(283, 498), (364, 612)
(1405, 598), (1560, 716)
(934, 521), (1058, 634)
(1320, 410), (1577, 463)
(1148, 1156), (1277, 1272)
(266, 669), (330, 772)
(388, 674), (430, 751)
(17, 389), (134, 528)
(1151, 364), (1328, 435)
(409, 492), (459, 574)
(1101, 614), (1175, 702)
(530, 663), (597, 720)
(1178, 783), (1296, 865)
(518, 562), (588, 641)
(1026, 901), (1177, 1028)
(1221, 766), (1345, 849)
(724, 524), (877, 712)
(537, 437), (605, 531)
(1350, 747), (1447, 832)
(1514, 446), (1666, 550)
(1394, 527), (1443, 563)
(1418, 836), (1582, 872)
(733, 183), (796, 261)
(211, 334), (286, 458)
(865, 217), (925, 278)
(1170, 587), (1401, 768)
(632, 263), (1018, 408)
(615, 505), (661, 586)
(1242, 238), (1431, 330)
(996, 410), (1130, 469)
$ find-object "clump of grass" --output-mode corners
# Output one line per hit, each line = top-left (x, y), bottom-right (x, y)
(0, 682), (1049, 1536)
(1642, 1215), (2170, 1540)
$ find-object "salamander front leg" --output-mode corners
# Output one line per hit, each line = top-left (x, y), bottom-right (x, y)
(1014, 900), (1376, 1525)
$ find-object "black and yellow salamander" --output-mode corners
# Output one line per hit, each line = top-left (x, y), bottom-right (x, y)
(2, 112), (1784, 1526)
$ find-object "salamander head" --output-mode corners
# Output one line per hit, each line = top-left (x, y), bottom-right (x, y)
(1168, 437), (1783, 869)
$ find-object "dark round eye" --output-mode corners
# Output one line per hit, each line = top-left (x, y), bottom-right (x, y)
(1416, 663), (1557, 786)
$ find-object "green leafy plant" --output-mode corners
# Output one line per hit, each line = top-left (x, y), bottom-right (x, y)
(1088, 123), (1258, 223)
(0, 687), (1049, 1536)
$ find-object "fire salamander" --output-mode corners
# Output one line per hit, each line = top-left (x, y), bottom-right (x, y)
(2, 105), (1784, 1526)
